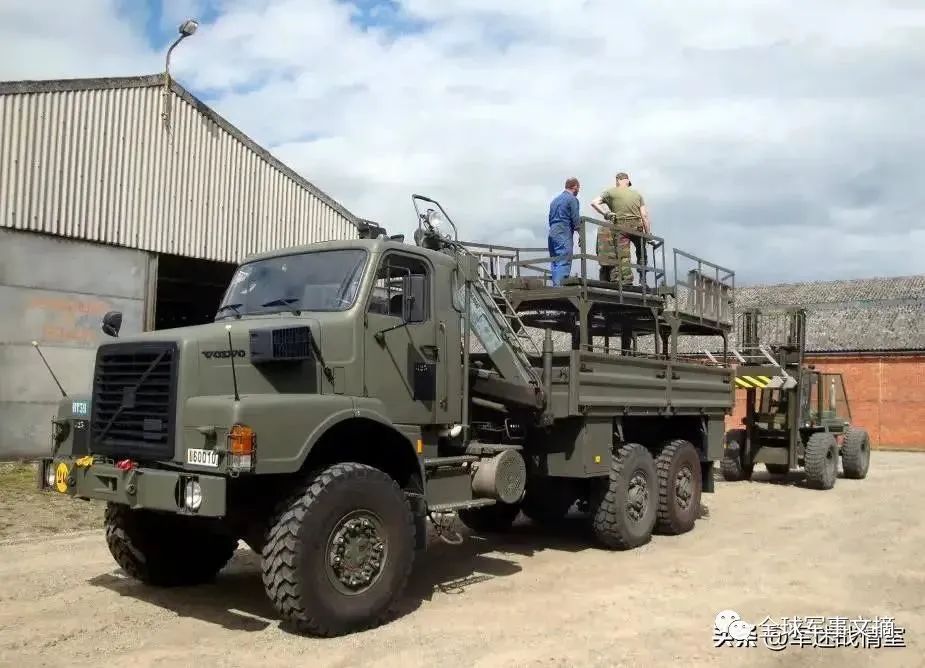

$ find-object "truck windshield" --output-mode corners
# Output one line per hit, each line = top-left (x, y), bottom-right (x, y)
(216, 249), (367, 319)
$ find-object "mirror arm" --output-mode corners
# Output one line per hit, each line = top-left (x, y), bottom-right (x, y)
(374, 321), (408, 344)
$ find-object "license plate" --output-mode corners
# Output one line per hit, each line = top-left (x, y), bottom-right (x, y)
(187, 449), (220, 468)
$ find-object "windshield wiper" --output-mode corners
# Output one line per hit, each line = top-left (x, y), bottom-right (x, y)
(261, 297), (300, 308)
(216, 303), (242, 318)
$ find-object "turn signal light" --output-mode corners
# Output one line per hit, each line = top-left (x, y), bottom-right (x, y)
(229, 424), (255, 455)
(228, 424), (256, 473)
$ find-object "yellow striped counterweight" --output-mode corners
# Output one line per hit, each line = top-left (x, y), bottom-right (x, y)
(735, 374), (772, 389)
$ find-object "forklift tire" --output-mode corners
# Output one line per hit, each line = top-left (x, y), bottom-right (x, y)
(720, 429), (753, 482)
(261, 462), (416, 637)
(457, 501), (521, 533)
(765, 463), (790, 476)
(590, 443), (658, 550)
(841, 428), (871, 479)
(654, 440), (702, 535)
(804, 432), (838, 490)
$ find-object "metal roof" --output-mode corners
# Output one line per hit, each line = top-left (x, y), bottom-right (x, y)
(0, 73), (361, 263)
(664, 274), (925, 355)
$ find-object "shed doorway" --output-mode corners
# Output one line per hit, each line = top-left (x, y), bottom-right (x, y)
(153, 254), (237, 330)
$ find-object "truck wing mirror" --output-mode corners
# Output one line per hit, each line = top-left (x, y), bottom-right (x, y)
(402, 275), (426, 323)
(101, 311), (122, 338)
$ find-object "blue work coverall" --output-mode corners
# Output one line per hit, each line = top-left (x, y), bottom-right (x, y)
(547, 190), (580, 286)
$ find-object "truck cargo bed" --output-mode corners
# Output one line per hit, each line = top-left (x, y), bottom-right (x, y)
(537, 351), (734, 419)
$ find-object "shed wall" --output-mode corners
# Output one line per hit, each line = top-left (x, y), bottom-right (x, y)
(0, 229), (147, 458)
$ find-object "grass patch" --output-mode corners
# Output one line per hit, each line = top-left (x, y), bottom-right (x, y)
(0, 461), (103, 540)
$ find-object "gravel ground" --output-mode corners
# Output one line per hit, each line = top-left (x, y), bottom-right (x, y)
(0, 451), (923, 667)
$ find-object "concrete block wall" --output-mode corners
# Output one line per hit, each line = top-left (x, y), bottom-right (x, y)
(0, 229), (148, 459)
(726, 355), (925, 451)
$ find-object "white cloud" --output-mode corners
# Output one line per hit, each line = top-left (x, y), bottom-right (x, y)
(0, 0), (157, 79)
(2, 0), (924, 284)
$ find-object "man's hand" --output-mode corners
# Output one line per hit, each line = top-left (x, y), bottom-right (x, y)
(605, 212), (617, 222)
(590, 196), (608, 218)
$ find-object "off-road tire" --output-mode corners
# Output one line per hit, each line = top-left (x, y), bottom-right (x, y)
(261, 462), (415, 637)
(765, 463), (791, 476)
(841, 428), (871, 479)
(721, 429), (753, 481)
(521, 478), (575, 526)
(804, 432), (838, 490)
(590, 443), (658, 550)
(457, 501), (521, 533)
(104, 503), (238, 587)
(654, 439), (702, 535)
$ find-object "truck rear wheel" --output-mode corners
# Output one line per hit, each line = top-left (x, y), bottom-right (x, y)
(654, 440), (702, 535)
(721, 429), (753, 481)
(841, 428), (871, 479)
(589, 443), (657, 550)
(261, 462), (415, 637)
(804, 432), (838, 490)
(104, 503), (238, 587)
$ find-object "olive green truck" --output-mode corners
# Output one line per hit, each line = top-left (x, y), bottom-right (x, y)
(38, 195), (737, 636)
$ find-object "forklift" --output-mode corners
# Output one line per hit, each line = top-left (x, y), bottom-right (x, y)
(721, 308), (871, 489)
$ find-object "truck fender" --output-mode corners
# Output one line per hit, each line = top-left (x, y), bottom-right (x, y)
(295, 399), (423, 483)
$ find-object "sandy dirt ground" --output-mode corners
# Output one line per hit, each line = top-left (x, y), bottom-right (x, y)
(1, 451), (923, 668)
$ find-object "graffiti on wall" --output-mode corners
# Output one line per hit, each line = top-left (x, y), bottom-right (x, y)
(27, 296), (113, 345)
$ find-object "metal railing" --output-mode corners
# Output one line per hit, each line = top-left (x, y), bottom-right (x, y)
(461, 216), (668, 299)
(669, 249), (736, 327)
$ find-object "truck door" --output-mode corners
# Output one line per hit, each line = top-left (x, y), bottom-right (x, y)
(363, 252), (440, 425)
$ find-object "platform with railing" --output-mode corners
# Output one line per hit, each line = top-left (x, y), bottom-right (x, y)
(460, 215), (735, 337)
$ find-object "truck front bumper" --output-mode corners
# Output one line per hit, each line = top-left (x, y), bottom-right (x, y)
(37, 456), (227, 517)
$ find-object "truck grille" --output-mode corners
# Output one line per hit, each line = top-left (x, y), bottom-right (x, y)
(90, 342), (179, 461)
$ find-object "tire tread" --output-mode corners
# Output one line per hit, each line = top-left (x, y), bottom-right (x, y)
(260, 462), (415, 637)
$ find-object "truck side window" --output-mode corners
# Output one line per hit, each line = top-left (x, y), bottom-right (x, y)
(368, 255), (430, 320)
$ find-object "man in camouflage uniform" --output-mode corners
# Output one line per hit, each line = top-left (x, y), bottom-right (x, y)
(591, 171), (651, 286)
(594, 218), (630, 283)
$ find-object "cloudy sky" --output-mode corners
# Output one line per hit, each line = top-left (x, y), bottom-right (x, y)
(2, 0), (924, 284)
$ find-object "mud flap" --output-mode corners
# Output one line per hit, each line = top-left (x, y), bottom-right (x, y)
(406, 491), (428, 551)
(701, 462), (714, 493)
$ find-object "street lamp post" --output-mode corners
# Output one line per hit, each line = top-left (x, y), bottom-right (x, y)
(162, 19), (199, 133)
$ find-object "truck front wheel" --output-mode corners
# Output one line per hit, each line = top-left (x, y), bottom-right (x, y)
(261, 462), (416, 637)
(589, 443), (658, 550)
(104, 503), (238, 587)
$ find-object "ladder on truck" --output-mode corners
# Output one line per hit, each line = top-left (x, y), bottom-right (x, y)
(452, 242), (543, 390)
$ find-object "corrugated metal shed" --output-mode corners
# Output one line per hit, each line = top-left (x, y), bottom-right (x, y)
(0, 74), (359, 263)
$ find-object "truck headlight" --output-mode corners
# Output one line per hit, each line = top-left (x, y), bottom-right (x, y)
(184, 480), (203, 511)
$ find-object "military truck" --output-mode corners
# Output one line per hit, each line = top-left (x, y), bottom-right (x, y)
(721, 308), (871, 488)
(37, 195), (736, 637)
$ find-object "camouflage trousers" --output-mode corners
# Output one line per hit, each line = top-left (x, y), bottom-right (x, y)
(596, 229), (633, 284)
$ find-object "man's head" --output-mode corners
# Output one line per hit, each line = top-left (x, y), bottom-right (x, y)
(615, 172), (632, 188)
(565, 177), (580, 195)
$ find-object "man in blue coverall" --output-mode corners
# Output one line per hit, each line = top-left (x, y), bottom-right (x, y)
(547, 177), (581, 286)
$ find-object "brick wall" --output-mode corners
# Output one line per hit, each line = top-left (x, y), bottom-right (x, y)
(725, 354), (925, 451)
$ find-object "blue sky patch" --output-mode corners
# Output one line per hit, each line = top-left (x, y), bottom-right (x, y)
(340, 0), (430, 38)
